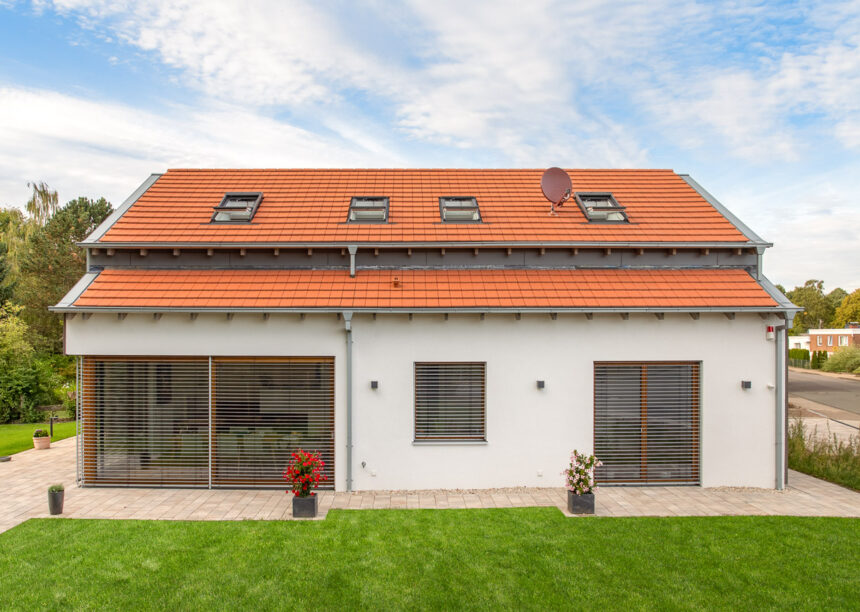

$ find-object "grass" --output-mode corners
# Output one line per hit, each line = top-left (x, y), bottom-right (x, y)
(1, 511), (858, 609)
(0, 420), (76, 457)
(789, 419), (860, 491)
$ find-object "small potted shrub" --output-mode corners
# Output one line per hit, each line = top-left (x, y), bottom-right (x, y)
(33, 429), (50, 450)
(284, 449), (327, 518)
(563, 450), (601, 515)
(48, 484), (64, 515)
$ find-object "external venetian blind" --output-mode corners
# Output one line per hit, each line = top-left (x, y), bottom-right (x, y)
(414, 362), (486, 441)
(79, 358), (210, 486)
(594, 362), (700, 484)
(212, 359), (334, 487)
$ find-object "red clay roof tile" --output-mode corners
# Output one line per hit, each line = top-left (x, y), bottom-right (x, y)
(73, 269), (777, 309)
(99, 169), (751, 244)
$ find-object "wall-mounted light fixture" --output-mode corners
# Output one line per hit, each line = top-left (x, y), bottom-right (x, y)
(740, 380), (751, 390)
(536, 380), (545, 390)
(370, 380), (379, 390)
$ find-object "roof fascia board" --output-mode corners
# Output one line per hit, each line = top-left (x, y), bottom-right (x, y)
(679, 174), (768, 245)
(83, 173), (163, 244)
(759, 275), (801, 312)
(50, 305), (792, 314)
(78, 239), (770, 249)
(54, 271), (100, 308)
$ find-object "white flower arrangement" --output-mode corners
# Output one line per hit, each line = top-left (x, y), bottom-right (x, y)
(562, 450), (602, 495)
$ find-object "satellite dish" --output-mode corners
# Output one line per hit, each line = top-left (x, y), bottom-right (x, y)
(541, 167), (572, 215)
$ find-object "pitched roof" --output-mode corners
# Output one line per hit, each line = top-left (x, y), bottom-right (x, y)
(94, 169), (757, 245)
(68, 268), (777, 310)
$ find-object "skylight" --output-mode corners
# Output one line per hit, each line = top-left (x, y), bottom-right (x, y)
(440, 197), (481, 223)
(348, 197), (389, 223)
(574, 192), (628, 223)
(211, 192), (263, 223)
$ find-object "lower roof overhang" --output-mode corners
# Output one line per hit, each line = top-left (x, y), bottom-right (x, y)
(51, 267), (800, 317)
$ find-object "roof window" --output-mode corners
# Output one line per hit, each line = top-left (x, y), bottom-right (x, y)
(440, 197), (481, 223)
(211, 192), (263, 223)
(348, 197), (389, 223)
(574, 192), (628, 223)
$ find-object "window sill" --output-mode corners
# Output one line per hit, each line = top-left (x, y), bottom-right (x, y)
(412, 440), (488, 446)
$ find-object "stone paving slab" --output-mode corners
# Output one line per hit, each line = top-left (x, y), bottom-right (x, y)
(2, 437), (859, 534)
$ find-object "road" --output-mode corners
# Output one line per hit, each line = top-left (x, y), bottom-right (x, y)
(788, 369), (860, 416)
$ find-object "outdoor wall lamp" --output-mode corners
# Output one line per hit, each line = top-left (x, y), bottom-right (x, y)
(370, 380), (379, 390)
(536, 380), (545, 390)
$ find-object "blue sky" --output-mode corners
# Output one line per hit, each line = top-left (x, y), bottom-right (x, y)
(0, 0), (858, 290)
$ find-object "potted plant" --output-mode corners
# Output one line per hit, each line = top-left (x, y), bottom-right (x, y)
(48, 484), (64, 515)
(33, 429), (50, 450)
(283, 449), (327, 518)
(563, 450), (601, 515)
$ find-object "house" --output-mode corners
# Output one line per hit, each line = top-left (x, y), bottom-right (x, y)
(808, 325), (860, 354)
(788, 335), (810, 352)
(53, 169), (799, 491)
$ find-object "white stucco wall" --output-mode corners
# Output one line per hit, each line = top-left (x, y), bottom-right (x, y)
(65, 312), (781, 490)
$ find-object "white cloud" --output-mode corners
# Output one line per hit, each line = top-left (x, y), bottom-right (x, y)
(0, 86), (404, 207)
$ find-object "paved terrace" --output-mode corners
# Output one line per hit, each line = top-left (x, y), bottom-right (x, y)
(2, 437), (859, 534)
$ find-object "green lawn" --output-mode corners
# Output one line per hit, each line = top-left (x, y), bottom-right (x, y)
(1, 510), (857, 609)
(0, 421), (76, 457)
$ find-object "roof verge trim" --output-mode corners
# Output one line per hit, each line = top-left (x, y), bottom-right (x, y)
(83, 173), (163, 244)
(679, 174), (769, 246)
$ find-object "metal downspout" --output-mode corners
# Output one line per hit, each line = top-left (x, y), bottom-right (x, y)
(775, 322), (787, 490)
(348, 246), (357, 277)
(344, 311), (354, 491)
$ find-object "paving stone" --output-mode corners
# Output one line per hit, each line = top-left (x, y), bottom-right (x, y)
(2, 437), (859, 533)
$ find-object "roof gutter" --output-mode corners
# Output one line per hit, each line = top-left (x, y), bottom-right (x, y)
(50, 305), (797, 315)
(76, 239), (772, 249)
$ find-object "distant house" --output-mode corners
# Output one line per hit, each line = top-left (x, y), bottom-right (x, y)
(808, 324), (860, 354)
(53, 169), (799, 491)
(789, 335), (810, 352)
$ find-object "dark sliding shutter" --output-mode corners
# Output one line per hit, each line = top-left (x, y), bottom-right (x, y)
(414, 362), (486, 441)
(212, 359), (334, 487)
(79, 358), (209, 486)
(594, 362), (699, 484)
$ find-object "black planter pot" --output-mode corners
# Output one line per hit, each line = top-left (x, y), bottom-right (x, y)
(567, 491), (595, 515)
(292, 494), (318, 518)
(48, 490), (64, 515)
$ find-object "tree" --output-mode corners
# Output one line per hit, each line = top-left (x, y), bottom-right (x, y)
(827, 287), (848, 313)
(787, 280), (836, 334)
(0, 302), (56, 422)
(833, 289), (860, 328)
(15, 196), (112, 352)
(26, 181), (59, 226)
(0, 207), (28, 291)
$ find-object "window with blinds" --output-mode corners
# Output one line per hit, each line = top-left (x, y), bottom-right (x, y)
(78, 357), (335, 489)
(212, 359), (334, 487)
(594, 362), (700, 485)
(80, 358), (209, 486)
(414, 362), (486, 441)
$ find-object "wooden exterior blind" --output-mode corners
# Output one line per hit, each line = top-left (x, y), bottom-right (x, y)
(212, 359), (334, 487)
(79, 358), (209, 486)
(594, 362), (700, 485)
(78, 356), (334, 489)
(414, 362), (486, 441)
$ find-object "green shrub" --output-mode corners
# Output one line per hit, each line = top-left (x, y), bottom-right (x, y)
(0, 304), (60, 423)
(821, 347), (860, 373)
(48, 483), (64, 492)
(788, 419), (860, 491)
(811, 350), (829, 369)
(789, 348), (810, 361)
(32, 428), (48, 438)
